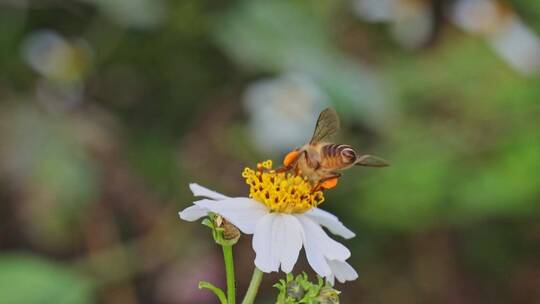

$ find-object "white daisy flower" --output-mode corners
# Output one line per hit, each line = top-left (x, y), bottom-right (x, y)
(243, 73), (329, 155)
(179, 160), (358, 284)
(451, 0), (540, 75)
(352, 0), (434, 49)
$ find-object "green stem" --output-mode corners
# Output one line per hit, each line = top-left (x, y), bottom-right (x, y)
(241, 268), (264, 304)
(222, 245), (236, 304)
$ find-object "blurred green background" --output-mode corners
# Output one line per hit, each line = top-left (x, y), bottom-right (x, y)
(1, 0), (540, 303)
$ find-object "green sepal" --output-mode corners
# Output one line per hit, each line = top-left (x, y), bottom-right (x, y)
(201, 213), (240, 246)
(201, 218), (214, 229)
(274, 272), (340, 304)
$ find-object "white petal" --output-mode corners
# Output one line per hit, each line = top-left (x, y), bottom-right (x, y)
(195, 198), (268, 234)
(178, 204), (208, 221)
(253, 214), (303, 274)
(305, 208), (356, 239)
(326, 273), (336, 286)
(297, 214), (351, 277)
(189, 183), (230, 200)
(327, 259), (358, 284)
(276, 215), (303, 273)
(253, 214), (279, 272)
(297, 215), (350, 261)
(298, 217), (331, 277)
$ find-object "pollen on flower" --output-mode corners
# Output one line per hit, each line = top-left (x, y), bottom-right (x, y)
(241, 160), (324, 213)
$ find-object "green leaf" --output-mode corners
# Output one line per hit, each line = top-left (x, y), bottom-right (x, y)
(198, 281), (228, 304)
(0, 254), (94, 304)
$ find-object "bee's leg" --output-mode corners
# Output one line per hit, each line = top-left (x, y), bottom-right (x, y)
(312, 172), (342, 192)
(275, 150), (305, 173)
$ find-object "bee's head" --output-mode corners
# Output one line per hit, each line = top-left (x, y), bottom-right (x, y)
(341, 148), (357, 165)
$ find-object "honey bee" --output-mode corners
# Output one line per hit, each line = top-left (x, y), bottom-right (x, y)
(278, 108), (389, 191)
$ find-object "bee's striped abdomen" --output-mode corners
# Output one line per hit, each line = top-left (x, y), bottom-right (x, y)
(322, 144), (357, 168)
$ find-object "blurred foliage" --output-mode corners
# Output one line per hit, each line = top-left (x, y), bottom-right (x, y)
(357, 35), (540, 229)
(214, 0), (388, 124)
(1, 0), (540, 303)
(0, 254), (94, 304)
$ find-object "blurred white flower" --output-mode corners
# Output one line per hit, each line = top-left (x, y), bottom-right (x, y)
(243, 74), (329, 154)
(21, 30), (92, 83)
(179, 161), (358, 284)
(21, 30), (92, 111)
(82, 0), (165, 29)
(353, 0), (433, 49)
(353, 0), (395, 22)
(488, 19), (540, 75)
(391, 0), (433, 49)
(355, 0), (540, 74)
(451, 0), (504, 34)
(451, 0), (540, 75)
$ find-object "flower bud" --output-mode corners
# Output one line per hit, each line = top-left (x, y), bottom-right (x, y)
(316, 286), (340, 304)
(215, 215), (240, 243)
(286, 281), (304, 300)
(222, 220), (240, 241)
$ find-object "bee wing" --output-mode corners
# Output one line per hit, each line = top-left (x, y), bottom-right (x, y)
(355, 155), (389, 167)
(310, 108), (340, 144)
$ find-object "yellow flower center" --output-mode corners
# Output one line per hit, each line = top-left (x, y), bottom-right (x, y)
(241, 160), (324, 214)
